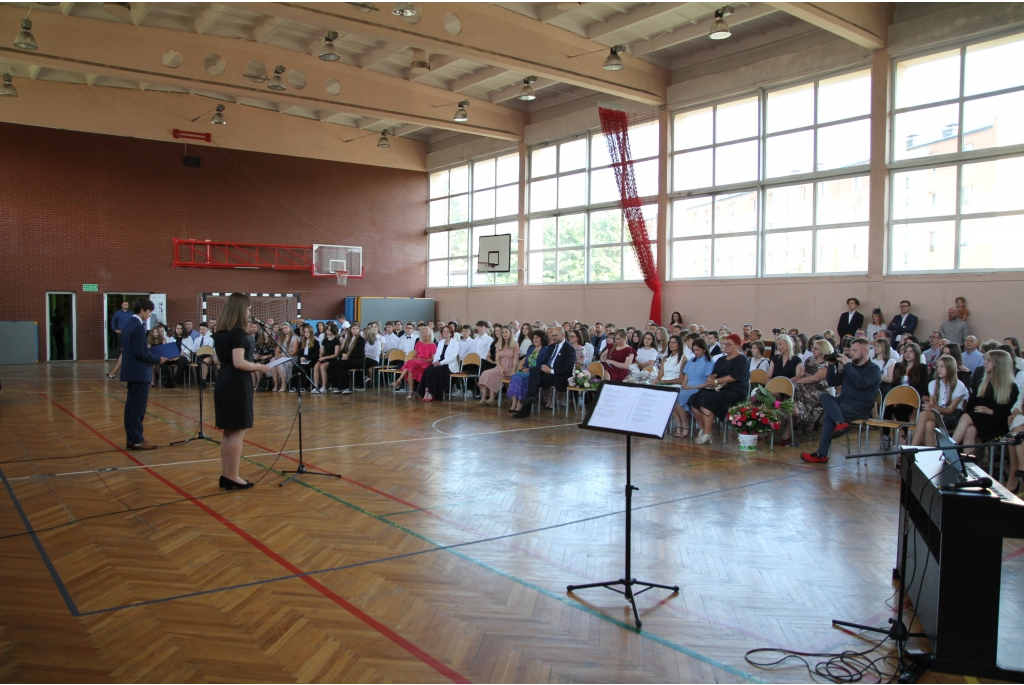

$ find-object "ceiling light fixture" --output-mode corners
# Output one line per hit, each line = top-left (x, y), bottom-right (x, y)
(0, 73), (17, 98)
(319, 31), (340, 61)
(603, 45), (625, 71)
(392, 3), (417, 17)
(519, 76), (537, 101)
(410, 48), (430, 74)
(14, 18), (37, 50)
(211, 104), (226, 125)
(709, 6), (734, 40)
(377, 129), (391, 148)
(453, 100), (469, 123)
(267, 65), (286, 91)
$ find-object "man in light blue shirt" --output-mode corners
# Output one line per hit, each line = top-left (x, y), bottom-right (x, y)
(961, 335), (984, 373)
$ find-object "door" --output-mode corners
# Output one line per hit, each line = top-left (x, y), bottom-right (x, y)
(46, 292), (76, 361)
(104, 292), (148, 360)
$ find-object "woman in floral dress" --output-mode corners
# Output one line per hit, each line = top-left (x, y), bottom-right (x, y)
(507, 330), (547, 413)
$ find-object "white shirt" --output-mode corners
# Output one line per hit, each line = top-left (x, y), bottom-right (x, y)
(873, 358), (897, 380)
(473, 333), (494, 360)
(684, 346), (695, 360)
(661, 354), (683, 382)
(519, 337), (532, 356)
(382, 332), (399, 352)
(315, 333), (325, 344)
(749, 356), (770, 373)
(363, 338), (382, 362)
(183, 333), (213, 355)
(547, 341), (563, 372)
(397, 334), (416, 354)
(928, 378), (968, 408)
(635, 347), (659, 366)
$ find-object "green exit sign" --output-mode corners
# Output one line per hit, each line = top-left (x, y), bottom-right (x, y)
(82, 284), (98, 292)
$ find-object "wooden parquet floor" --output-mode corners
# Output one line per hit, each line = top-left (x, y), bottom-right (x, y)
(1, 362), (1021, 683)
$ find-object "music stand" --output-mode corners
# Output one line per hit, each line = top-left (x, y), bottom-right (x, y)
(570, 381), (680, 628)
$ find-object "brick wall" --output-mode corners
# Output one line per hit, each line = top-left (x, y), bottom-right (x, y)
(0, 122), (428, 361)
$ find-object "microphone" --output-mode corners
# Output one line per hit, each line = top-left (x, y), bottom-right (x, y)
(941, 477), (993, 491)
(251, 316), (267, 327)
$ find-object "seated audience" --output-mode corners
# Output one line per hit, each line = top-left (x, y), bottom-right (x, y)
(689, 334), (750, 445)
(507, 330), (546, 414)
(655, 335), (688, 438)
(801, 338), (881, 463)
(333, 324), (366, 395)
(314, 323), (340, 392)
(940, 342), (974, 391)
(791, 339), (833, 442)
(600, 330), (635, 382)
(418, 325), (460, 402)
(769, 334), (802, 380)
(566, 329), (587, 367)
(951, 349), (1019, 453)
(295, 324), (320, 393)
(635, 332), (659, 367)
(910, 355), (968, 447)
(391, 325), (436, 397)
(1004, 337), (1024, 373)
(478, 326), (518, 405)
(748, 341), (770, 374)
(879, 341), (929, 449)
(655, 326), (670, 360)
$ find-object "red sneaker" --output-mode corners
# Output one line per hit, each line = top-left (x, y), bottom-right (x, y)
(801, 452), (829, 463)
(831, 422), (852, 439)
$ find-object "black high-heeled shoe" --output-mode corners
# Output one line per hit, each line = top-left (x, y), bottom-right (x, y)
(219, 475), (254, 490)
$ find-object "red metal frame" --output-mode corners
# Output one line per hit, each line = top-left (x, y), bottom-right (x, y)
(173, 239), (313, 271)
(173, 129), (212, 142)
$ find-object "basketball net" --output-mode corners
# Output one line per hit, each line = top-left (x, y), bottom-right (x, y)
(335, 270), (349, 286)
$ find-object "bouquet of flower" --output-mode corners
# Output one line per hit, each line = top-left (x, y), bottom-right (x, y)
(624, 362), (657, 385)
(751, 385), (795, 415)
(726, 402), (782, 435)
(568, 366), (601, 390)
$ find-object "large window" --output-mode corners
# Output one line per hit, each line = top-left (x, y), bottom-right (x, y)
(428, 151), (520, 287)
(889, 33), (1024, 273)
(670, 68), (871, 279)
(526, 125), (659, 284)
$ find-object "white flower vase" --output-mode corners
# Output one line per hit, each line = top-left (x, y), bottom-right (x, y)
(737, 433), (758, 451)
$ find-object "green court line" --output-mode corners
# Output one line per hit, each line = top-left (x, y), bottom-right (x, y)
(90, 386), (761, 682)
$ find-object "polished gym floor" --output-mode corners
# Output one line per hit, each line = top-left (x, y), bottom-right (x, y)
(0, 363), (1020, 682)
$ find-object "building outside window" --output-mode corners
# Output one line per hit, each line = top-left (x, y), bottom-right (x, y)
(427, 152), (519, 287)
(889, 31), (1024, 273)
(670, 68), (872, 279)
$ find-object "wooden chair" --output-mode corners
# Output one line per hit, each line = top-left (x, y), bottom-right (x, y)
(187, 345), (215, 387)
(861, 386), (921, 453)
(497, 357), (525, 408)
(749, 368), (768, 388)
(448, 353), (481, 402)
(765, 376), (797, 449)
(375, 348), (407, 393)
(565, 361), (605, 416)
(851, 391), (883, 452)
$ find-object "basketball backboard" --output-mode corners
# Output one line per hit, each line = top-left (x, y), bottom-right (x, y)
(477, 234), (511, 273)
(312, 244), (363, 278)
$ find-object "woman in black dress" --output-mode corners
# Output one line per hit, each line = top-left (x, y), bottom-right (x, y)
(212, 294), (269, 490)
(952, 349), (1019, 451)
(689, 334), (750, 444)
(768, 334), (802, 380)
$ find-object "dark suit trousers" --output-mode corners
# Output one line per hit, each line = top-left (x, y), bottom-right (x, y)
(124, 381), (150, 445)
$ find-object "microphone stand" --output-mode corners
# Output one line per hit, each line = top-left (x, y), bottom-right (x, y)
(830, 437), (1019, 682)
(255, 320), (341, 487)
(171, 336), (219, 446)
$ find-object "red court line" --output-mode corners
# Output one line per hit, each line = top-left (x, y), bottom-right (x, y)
(38, 390), (470, 684)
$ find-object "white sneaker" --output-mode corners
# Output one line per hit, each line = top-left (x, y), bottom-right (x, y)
(341, 388), (352, 395)
(696, 433), (712, 445)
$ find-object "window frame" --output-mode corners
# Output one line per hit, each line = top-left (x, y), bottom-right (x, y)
(524, 126), (660, 286)
(427, 150), (521, 289)
(667, 64), (873, 281)
(887, 29), (1024, 275)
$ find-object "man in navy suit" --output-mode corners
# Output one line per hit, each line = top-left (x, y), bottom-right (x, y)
(514, 326), (576, 418)
(887, 300), (919, 345)
(120, 297), (168, 450)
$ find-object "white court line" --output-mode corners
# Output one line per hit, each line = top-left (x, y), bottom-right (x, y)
(243, 420), (578, 459)
(5, 457), (221, 482)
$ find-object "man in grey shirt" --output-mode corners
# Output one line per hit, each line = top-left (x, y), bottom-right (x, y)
(938, 307), (970, 347)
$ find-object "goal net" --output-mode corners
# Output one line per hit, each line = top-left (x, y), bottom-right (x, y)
(200, 293), (301, 326)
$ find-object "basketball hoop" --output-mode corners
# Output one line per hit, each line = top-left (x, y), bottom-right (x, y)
(335, 270), (349, 286)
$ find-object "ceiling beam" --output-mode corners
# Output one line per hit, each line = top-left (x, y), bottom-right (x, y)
(231, 2), (668, 106)
(449, 66), (514, 94)
(765, 2), (892, 49)
(59, 3), (74, 16)
(0, 6), (524, 141)
(392, 123), (426, 136)
(193, 8), (221, 36)
(28, 64), (42, 80)
(253, 17), (290, 43)
(587, 3), (688, 41)
(359, 45), (404, 69)
(538, 5), (578, 24)
(0, 78), (426, 171)
(631, 4), (779, 56)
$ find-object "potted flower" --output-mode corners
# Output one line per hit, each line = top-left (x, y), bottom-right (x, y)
(726, 400), (783, 451)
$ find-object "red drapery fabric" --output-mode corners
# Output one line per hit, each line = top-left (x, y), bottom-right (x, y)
(598, 107), (661, 325)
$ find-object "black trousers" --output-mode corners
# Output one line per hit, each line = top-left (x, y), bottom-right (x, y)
(418, 366), (451, 398)
(124, 381), (150, 445)
(334, 359), (364, 390)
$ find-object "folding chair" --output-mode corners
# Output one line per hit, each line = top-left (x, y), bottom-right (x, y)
(851, 391), (883, 452)
(448, 353), (481, 402)
(749, 368), (768, 389)
(765, 376), (797, 449)
(497, 357), (526, 408)
(375, 348), (407, 393)
(860, 386), (921, 453)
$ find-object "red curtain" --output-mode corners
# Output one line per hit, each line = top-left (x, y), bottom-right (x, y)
(598, 107), (661, 325)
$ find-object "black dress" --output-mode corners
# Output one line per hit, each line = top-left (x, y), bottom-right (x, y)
(965, 379), (1019, 442)
(770, 354), (801, 379)
(418, 341), (453, 399)
(214, 327), (253, 430)
(688, 353), (751, 420)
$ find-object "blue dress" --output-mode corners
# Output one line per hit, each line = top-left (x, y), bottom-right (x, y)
(507, 346), (538, 400)
(678, 356), (715, 411)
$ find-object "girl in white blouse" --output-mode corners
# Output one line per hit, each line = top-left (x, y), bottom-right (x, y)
(635, 332), (659, 367)
(910, 355), (968, 447)
(748, 340), (770, 373)
(656, 336), (688, 439)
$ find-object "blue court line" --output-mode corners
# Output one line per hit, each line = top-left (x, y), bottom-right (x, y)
(0, 464), (80, 616)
